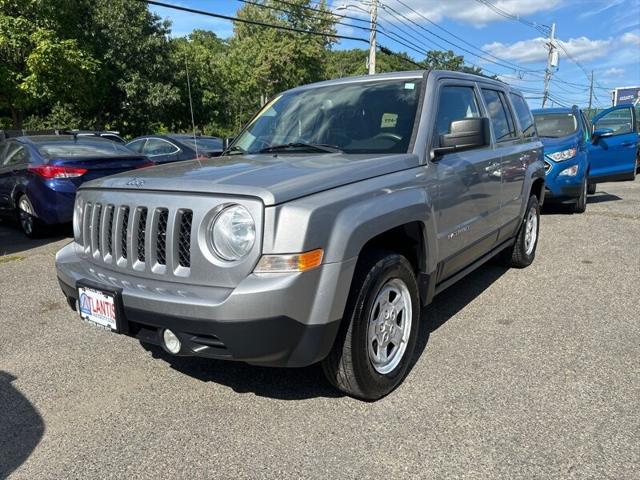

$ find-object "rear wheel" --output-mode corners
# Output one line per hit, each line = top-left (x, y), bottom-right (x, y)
(571, 176), (588, 214)
(322, 250), (420, 400)
(17, 194), (46, 238)
(499, 194), (540, 268)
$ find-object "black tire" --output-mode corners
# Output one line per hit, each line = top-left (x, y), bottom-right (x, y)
(16, 194), (46, 238)
(571, 176), (587, 214)
(499, 194), (540, 269)
(322, 250), (420, 401)
(587, 183), (596, 195)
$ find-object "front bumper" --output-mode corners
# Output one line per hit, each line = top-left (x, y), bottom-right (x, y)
(56, 242), (356, 367)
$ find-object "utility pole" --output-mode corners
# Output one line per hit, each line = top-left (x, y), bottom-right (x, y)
(542, 22), (556, 108)
(368, 0), (377, 75)
(588, 70), (594, 112)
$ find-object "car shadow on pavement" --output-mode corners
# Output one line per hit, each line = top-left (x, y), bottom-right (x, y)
(408, 263), (508, 377)
(143, 345), (344, 400)
(0, 371), (45, 478)
(586, 192), (623, 204)
(145, 262), (508, 401)
(0, 218), (71, 256)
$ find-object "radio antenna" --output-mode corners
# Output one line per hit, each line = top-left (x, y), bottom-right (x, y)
(185, 55), (198, 160)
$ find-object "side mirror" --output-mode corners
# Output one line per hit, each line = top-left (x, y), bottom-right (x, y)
(592, 128), (613, 141)
(223, 137), (235, 150)
(431, 117), (490, 159)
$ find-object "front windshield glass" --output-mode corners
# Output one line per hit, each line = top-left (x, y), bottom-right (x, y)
(233, 79), (423, 154)
(533, 113), (578, 138)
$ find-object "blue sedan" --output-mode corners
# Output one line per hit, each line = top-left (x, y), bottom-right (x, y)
(0, 135), (153, 237)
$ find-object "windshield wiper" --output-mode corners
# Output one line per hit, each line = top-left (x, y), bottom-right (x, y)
(257, 142), (343, 154)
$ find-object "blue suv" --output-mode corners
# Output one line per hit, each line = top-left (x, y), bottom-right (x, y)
(532, 105), (638, 213)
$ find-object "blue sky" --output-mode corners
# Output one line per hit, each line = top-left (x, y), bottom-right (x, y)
(150, 0), (640, 108)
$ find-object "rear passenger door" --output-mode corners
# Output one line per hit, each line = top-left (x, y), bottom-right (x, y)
(480, 87), (528, 229)
(588, 105), (638, 182)
(431, 82), (503, 279)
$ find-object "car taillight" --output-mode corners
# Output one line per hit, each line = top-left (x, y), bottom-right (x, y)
(29, 165), (88, 179)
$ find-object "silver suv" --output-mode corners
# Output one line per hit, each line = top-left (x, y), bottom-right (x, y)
(56, 71), (545, 400)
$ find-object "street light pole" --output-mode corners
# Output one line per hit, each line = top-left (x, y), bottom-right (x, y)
(368, 0), (377, 75)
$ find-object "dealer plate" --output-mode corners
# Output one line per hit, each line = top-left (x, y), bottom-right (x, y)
(78, 286), (118, 331)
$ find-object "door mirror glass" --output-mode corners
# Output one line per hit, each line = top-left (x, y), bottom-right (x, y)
(432, 118), (490, 158)
(592, 128), (614, 140)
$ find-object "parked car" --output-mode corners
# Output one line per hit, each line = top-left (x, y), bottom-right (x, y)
(0, 135), (153, 237)
(66, 130), (126, 144)
(126, 134), (223, 164)
(56, 71), (545, 400)
(532, 105), (638, 212)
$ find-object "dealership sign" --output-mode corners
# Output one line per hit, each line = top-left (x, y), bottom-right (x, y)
(613, 87), (640, 106)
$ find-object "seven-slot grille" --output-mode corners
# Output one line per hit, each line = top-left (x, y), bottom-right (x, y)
(80, 202), (193, 274)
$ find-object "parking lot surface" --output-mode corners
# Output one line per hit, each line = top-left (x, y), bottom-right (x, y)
(1, 180), (639, 479)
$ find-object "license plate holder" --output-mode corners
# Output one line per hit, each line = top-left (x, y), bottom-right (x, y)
(77, 285), (121, 332)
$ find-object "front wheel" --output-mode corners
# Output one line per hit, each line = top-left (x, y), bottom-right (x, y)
(587, 183), (596, 195)
(322, 250), (420, 400)
(499, 194), (540, 268)
(572, 177), (588, 214)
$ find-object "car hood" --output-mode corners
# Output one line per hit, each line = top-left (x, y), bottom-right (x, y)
(81, 153), (419, 206)
(539, 135), (579, 153)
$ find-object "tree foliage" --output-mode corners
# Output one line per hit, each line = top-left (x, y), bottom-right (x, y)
(0, 0), (487, 136)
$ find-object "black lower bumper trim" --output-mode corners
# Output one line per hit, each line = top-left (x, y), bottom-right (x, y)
(58, 277), (340, 367)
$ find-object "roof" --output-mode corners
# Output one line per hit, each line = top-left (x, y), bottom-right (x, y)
(18, 135), (117, 144)
(288, 69), (512, 94)
(531, 107), (576, 114)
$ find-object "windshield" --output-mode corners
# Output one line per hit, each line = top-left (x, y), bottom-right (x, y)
(533, 113), (578, 138)
(36, 139), (135, 158)
(233, 79), (423, 155)
(180, 137), (222, 151)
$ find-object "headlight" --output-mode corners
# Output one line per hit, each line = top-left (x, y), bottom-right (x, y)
(73, 199), (83, 241)
(547, 148), (577, 162)
(210, 205), (255, 261)
(558, 165), (579, 176)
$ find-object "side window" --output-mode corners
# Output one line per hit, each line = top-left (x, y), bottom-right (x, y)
(594, 108), (633, 135)
(143, 138), (180, 156)
(509, 93), (536, 138)
(127, 139), (147, 153)
(434, 85), (481, 141)
(482, 89), (517, 142)
(3, 143), (30, 166)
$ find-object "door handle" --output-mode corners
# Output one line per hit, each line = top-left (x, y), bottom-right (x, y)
(621, 141), (634, 147)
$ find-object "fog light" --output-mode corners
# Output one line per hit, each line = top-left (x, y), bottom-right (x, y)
(163, 329), (181, 354)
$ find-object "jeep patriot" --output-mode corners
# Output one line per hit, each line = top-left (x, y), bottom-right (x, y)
(56, 71), (545, 400)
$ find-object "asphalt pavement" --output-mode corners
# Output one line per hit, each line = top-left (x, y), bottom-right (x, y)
(1, 180), (639, 479)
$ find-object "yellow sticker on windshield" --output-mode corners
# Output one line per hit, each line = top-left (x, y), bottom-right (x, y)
(381, 113), (398, 128)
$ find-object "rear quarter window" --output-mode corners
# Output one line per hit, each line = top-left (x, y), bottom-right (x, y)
(509, 94), (537, 138)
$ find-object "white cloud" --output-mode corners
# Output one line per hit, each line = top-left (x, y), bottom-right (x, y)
(603, 67), (625, 77)
(621, 31), (640, 46)
(482, 36), (613, 64)
(336, 0), (562, 25)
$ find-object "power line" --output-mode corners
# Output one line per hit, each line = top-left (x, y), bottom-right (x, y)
(143, 0), (369, 43)
(271, 0), (369, 24)
(472, 0), (550, 35)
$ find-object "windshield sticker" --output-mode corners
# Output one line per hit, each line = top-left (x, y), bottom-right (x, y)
(381, 113), (398, 129)
(404, 82), (415, 90)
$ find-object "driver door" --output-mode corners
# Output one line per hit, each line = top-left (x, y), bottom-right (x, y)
(588, 105), (638, 182)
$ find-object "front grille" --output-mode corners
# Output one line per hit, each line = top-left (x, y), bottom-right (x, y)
(137, 207), (147, 262)
(156, 208), (168, 265)
(78, 202), (194, 275)
(121, 207), (130, 259)
(177, 211), (192, 268)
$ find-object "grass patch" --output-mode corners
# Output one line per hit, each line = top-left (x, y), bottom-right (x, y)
(0, 255), (25, 264)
